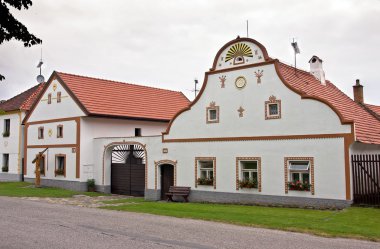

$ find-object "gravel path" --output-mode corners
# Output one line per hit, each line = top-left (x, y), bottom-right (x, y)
(0, 197), (379, 249)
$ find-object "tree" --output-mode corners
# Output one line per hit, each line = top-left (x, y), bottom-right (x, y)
(0, 0), (42, 81)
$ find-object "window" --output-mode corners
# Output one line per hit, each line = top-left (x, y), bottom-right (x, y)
(135, 128), (141, 137)
(289, 161), (310, 183)
(268, 103), (279, 116)
(3, 119), (10, 137)
(55, 155), (65, 177)
(199, 161), (214, 179)
(48, 93), (52, 104)
(38, 127), (44, 139)
(57, 125), (63, 138)
(2, 154), (9, 172)
(206, 102), (219, 124)
(236, 157), (261, 191)
(195, 157), (216, 188)
(285, 158), (314, 194)
(265, 95), (281, 119)
(57, 92), (61, 103)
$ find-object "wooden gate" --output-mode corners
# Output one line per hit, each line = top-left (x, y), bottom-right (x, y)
(111, 145), (145, 196)
(351, 154), (380, 205)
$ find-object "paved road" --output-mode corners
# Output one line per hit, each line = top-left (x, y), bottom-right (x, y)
(0, 197), (379, 249)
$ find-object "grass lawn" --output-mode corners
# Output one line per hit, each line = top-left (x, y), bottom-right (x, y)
(101, 198), (380, 241)
(0, 182), (107, 198)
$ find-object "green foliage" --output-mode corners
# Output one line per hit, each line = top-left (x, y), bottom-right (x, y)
(103, 198), (380, 241)
(0, 182), (107, 197)
(2, 131), (10, 137)
(0, 0), (42, 80)
(1, 165), (8, 172)
(87, 179), (95, 188)
(288, 181), (311, 191)
(55, 168), (64, 176)
(239, 179), (258, 189)
(197, 177), (213, 186)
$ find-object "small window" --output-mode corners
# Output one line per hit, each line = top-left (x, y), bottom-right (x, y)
(265, 96), (281, 120)
(57, 125), (63, 138)
(209, 109), (217, 120)
(3, 119), (10, 137)
(288, 160), (311, 191)
(55, 155), (65, 176)
(135, 128), (141, 137)
(2, 154), (9, 172)
(38, 127), (44, 139)
(57, 92), (61, 103)
(48, 94), (52, 104)
(268, 103), (279, 116)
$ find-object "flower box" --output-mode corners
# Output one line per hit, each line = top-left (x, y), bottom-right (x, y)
(2, 166), (8, 172)
(239, 179), (258, 189)
(197, 177), (213, 186)
(288, 181), (311, 191)
(2, 131), (10, 137)
(55, 169), (65, 176)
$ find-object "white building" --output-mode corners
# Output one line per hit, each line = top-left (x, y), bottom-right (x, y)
(92, 37), (380, 208)
(22, 72), (190, 191)
(0, 83), (44, 181)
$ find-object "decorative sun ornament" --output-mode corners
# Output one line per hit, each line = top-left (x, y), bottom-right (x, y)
(225, 43), (253, 65)
(53, 83), (57, 91)
(235, 76), (247, 89)
(48, 129), (53, 137)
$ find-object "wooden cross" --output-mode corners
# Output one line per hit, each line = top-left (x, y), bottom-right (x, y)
(32, 148), (48, 187)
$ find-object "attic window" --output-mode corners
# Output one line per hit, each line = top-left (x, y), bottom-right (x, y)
(265, 96), (281, 120)
(312, 58), (317, 63)
(206, 102), (219, 124)
(38, 127), (44, 139)
(135, 128), (141, 137)
(57, 125), (63, 138)
(48, 94), (52, 104)
(57, 92), (61, 103)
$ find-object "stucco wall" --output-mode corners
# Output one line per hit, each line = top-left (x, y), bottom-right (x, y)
(27, 79), (85, 122)
(165, 63), (351, 140)
(83, 118), (167, 184)
(0, 111), (24, 176)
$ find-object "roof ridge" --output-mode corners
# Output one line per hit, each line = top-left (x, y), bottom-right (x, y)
(56, 71), (184, 94)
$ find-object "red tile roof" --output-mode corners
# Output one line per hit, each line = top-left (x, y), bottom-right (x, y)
(365, 104), (380, 117)
(277, 61), (380, 145)
(0, 83), (45, 112)
(56, 72), (190, 121)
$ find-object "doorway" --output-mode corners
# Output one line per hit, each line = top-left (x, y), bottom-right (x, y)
(160, 164), (174, 200)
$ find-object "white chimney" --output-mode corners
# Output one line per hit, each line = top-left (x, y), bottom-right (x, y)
(309, 55), (326, 85)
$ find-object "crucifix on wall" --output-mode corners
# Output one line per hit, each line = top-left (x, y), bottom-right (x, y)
(32, 148), (48, 187)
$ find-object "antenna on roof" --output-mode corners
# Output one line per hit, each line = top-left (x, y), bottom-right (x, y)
(291, 38), (300, 75)
(36, 47), (45, 83)
(246, 20), (249, 37)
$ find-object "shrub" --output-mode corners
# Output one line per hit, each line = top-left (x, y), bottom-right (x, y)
(288, 181), (311, 191)
(197, 177), (213, 186)
(239, 179), (258, 189)
(87, 179), (95, 192)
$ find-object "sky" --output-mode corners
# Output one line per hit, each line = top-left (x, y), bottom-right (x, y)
(0, 0), (379, 104)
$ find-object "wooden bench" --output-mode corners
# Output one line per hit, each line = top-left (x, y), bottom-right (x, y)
(166, 186), (191, 202)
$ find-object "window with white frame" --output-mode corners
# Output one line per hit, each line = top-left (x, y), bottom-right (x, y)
(206, 102), (219, 123)
(199, 161), (213, 179)
(196, 160), (214, 186)
(288, 161), (310, 183)
(239, 160), (258, 189)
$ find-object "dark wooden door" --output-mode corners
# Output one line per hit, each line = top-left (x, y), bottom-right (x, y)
(111, 146), (145, 196)
(161, 165), (174, 200)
